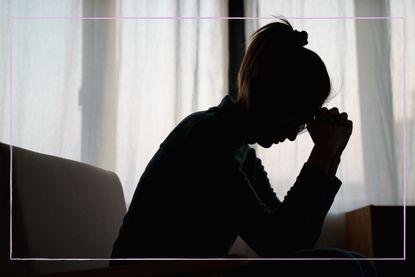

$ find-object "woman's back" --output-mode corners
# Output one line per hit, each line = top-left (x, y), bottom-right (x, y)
(111, 96), (256, 258)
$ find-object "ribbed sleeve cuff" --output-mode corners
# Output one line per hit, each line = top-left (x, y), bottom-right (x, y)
(299, 162), (342, 196)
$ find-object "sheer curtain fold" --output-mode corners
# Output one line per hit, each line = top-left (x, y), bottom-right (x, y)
(0, 0), (228, 206)
(115, 0), (228, 203)
(390, 0), (415, 206)
(2, 1), (83, 160)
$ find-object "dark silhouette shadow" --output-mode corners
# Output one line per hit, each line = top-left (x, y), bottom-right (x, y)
(110, 18), (376, 276)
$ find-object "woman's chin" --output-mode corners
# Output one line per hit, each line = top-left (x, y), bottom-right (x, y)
(258, 141), (275, 148)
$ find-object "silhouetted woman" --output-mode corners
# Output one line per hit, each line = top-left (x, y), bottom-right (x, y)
(111, 19), (376, 276)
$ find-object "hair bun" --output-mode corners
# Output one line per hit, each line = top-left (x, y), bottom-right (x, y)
(293, 30), (308, 46)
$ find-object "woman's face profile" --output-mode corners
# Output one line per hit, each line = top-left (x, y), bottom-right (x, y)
(249, 99), (321, 148)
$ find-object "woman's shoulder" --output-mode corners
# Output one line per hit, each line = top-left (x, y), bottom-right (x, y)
(183, 109), (228, 146)
(160, 108), (226, 153)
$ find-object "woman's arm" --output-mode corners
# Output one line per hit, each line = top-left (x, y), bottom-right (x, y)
(219, 152), (341, 257)
(244, 148), (281, 211)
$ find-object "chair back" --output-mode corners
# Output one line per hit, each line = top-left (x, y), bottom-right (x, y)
(0, 143), (127, 276)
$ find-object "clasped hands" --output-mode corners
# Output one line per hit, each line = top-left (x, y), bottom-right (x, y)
(306, 107), (353, 177)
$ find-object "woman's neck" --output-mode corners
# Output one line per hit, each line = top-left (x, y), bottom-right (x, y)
(232, 100), (257, 145)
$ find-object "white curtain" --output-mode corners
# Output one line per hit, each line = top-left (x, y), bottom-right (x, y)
(0, 0), (413, 254)
(0, 0), (228, 207)
(243, 0), (415, 249)
(114, 1), (228, 201)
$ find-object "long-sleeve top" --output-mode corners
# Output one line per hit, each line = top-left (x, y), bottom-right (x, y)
(111, 95), (342, 259)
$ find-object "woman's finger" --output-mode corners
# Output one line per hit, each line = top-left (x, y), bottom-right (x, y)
(327, 107), (339, 116)
(316, 107), (339, 120)
(338, 112), (348, 120)
(335, 119), (353, 128)
(315, 107), (330, 120)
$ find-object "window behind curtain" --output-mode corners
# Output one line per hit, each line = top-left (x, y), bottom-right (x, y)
(0, 0), (229, 206)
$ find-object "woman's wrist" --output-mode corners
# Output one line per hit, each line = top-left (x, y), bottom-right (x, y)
(327, 153), (341, 178)
(307, 145), (337, 176)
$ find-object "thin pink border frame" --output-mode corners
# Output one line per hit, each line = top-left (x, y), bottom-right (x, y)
(8, 16), (407, 262)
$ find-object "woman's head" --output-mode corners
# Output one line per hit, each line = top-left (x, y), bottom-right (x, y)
(235, 18), (331, 147)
